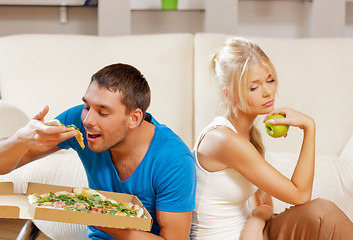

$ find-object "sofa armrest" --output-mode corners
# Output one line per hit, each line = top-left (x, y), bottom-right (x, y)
(340, 133), (353, 162)
(0, 93), (89, 239)
(0, 100), (29, 138)
(0, 149), (89, 240)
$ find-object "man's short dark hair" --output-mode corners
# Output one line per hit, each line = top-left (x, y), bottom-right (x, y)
(91, 63), (151, 118)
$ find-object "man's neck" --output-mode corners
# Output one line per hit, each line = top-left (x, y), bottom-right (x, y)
(109, 120), (155, 181)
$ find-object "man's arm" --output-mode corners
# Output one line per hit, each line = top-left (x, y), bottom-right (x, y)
(0, 105), (77, 174)
(157, 210), (192, 239)
(97, 147), (196, 240)
(96, 210), (192, 240)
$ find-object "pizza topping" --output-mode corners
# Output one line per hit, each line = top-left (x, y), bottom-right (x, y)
(28, 188), (144, 218)
(65, 124), (80, 131)
(65, 124), (85, 149)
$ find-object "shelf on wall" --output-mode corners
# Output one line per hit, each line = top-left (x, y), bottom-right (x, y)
(131, 9), (204, 12)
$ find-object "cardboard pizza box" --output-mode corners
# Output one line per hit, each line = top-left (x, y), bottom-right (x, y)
(0, 182), (152, 231)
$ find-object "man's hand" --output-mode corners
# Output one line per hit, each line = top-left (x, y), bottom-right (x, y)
(20, 105), (77, 152)
(0, 105), (77, 174)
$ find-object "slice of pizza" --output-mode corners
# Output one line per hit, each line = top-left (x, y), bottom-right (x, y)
(65, 124), (85, 149)
(45, 119), (85, 149)
(28, 191), (70, 207)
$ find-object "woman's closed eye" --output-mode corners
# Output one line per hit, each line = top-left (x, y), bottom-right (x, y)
(267, 79), (275, 83)
(250, 85), (258, 91)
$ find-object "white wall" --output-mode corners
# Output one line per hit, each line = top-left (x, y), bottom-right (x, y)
(238, 1), (312, 38)
(0, 1), (353, 38)
(0, 6), (97, 36)
(131, 10), (204, 35)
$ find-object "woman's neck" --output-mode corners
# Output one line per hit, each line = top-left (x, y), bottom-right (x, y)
(225, 108), (257, 140)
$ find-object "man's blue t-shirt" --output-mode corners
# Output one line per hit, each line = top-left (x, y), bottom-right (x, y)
(56, 105), (196, 239)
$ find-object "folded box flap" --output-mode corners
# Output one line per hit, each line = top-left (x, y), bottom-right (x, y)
(0, 182), (34, 219)
(26, 182), (73, 194)
(0, 182), (14, 195)
(0, 205), (20, 218)
(0, 182), (20, 218)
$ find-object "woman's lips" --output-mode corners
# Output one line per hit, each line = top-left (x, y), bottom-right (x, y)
(263, 100), (274, 107)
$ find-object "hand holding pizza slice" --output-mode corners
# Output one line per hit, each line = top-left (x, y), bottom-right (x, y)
(45, 119), (85, 149)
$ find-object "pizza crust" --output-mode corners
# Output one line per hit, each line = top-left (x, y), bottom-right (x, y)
(73, 187), (107, 201)
(45, 119), (85, 149)
(45, 119), (61, 126)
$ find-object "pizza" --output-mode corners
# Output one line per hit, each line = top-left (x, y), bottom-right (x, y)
(45, 119), (85, 149)
(28, 187), (144, 218)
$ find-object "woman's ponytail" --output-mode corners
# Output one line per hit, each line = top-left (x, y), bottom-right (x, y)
(249, 125), (264, 157)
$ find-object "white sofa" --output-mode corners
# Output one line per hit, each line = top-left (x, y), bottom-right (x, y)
(0, 33), (352, 239)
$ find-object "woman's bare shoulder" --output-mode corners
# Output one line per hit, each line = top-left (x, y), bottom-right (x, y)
(198, 125), (251, 160)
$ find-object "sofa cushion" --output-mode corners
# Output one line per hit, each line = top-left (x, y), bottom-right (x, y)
(194, 33), (353, 157)
(0, 33), (195, 239)
(0, 33), (194, 147)
(266, 152), (353, 222)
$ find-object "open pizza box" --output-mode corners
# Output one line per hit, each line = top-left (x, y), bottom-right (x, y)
(0, 182), (152, 231)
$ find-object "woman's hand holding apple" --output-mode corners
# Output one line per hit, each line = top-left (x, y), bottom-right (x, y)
(264, 107), (315, 138)
(265, 114), (289, 138)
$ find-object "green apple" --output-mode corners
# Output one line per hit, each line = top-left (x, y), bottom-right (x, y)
(265, 114), (289, 138)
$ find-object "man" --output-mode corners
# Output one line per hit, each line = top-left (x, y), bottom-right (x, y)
(0, 63), (196, 239)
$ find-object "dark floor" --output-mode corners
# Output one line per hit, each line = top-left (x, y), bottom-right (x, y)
(0, 218), (51, 240)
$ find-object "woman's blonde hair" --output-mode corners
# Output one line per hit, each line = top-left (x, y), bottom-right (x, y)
(210, 37), (278, 157)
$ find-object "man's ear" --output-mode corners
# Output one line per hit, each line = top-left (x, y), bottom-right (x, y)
(128, 108), (143, 129)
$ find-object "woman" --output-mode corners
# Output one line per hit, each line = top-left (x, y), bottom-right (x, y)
(190, 37), (353, 240)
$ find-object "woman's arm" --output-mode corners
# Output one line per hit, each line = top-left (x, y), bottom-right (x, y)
(198, 108), (316, 205)
(240, 191), (273, 240)
(264, 108), (316, 202)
